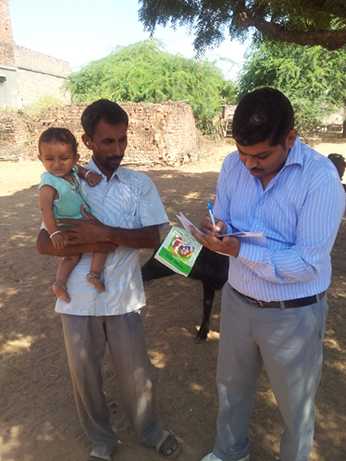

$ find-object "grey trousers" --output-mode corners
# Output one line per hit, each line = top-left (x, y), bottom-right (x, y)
(61, 311), (162, 452)
(213, 283), (328, 461)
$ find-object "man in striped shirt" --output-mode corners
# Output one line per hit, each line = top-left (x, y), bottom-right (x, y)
(195, 88), (345, 461)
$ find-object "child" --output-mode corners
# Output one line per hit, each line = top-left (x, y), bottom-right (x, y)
(38, 127), (108, 302)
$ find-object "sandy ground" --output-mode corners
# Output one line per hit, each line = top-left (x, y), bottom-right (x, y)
(0, 140), (345, 461)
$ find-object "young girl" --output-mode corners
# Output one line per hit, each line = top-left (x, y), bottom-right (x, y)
(38, 127), (108, 302)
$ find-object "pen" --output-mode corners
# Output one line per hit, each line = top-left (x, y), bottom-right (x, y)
(207, 201), (216, 227)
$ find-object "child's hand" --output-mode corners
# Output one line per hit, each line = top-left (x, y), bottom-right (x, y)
(85, 170), (102, 187)
(50, 231), (65, 249)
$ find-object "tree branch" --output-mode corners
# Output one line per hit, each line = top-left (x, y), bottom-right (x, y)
(238, 11), (346, 50)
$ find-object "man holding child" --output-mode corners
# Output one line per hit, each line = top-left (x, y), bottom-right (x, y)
(37, 99), (181, 461)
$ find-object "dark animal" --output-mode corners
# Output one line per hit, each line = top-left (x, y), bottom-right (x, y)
(141, 247), (229, 342)
(328, 153), (346, 191)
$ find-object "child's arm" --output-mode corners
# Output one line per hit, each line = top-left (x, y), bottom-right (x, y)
(39, 186), (65, 250)
(76, 164), (102, 187)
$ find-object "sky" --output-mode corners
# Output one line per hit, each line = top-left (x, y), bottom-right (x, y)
(9, 0), (249, 80)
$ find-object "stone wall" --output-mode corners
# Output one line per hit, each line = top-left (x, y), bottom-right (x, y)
(0, 110), (32, 161)
(0, 102), (199, 165)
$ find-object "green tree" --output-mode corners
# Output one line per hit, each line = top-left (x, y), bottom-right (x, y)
(68, 40), (238, 133)
(139, 0), (346, 51)
(239, 41), (346, 132)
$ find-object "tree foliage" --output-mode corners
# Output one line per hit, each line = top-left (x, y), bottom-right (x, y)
(68, 40), (237, 132)
(139, 0), (346, 51)
(239, 41), (346, 132)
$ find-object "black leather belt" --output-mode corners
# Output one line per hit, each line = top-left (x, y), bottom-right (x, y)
(232, 288), (326, 309)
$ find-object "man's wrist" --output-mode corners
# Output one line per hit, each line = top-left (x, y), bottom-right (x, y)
(224, 237), (240, 257)
(102, 225), (116, 243)
(234, 240), (240, 257)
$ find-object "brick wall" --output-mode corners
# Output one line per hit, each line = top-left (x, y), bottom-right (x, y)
(0, 102), (199, 165)
(0, 111), (32, 161)
(0, 0), (15, 66)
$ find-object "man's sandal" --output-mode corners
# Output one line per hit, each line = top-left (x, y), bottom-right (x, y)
(155, 431), (182, 459)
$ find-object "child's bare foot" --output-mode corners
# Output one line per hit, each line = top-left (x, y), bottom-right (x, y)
(52, 282), (71, 302)
(87, 272), (105, 293)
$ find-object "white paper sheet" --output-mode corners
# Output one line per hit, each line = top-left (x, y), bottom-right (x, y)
(176, 212), (264, 239)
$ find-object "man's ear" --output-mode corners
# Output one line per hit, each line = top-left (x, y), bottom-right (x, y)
(82, 133), (92, 150)
(286, 129), (297, 149)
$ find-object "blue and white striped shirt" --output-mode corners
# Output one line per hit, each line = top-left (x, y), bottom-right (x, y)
(214, 138), (345, 301)
(55, 160), (168, 316)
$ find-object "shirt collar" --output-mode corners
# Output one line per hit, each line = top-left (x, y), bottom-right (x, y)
(284, 137), (303, 168)
(87, 158), (126, 182)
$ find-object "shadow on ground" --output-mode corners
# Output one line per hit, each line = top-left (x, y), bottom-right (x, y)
(0, 169), (345, 461)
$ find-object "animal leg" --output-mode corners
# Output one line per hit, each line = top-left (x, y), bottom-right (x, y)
(195, 283), (215, 343)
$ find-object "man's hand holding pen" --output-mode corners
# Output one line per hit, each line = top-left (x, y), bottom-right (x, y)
(190, 204), (241, 257)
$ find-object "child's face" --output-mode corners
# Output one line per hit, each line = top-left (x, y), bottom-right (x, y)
(39, 142), (78, 177)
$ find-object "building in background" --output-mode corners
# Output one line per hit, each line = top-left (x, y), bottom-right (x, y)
(0, 0), (71, 108)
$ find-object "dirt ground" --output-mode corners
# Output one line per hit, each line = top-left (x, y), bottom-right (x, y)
(0, 140), (345, 461)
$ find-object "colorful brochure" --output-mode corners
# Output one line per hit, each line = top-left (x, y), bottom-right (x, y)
(154, 226), (202, 277)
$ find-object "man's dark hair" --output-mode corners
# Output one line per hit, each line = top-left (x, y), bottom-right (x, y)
(81, 99), (129, 138)
(232, 87), (294, 146)
(38, 127), (78, 155)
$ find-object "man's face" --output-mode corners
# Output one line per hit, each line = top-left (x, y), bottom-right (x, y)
(236, 130), (296, 185)
(82, 119), (128, 177)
